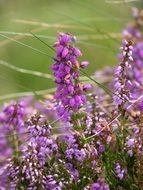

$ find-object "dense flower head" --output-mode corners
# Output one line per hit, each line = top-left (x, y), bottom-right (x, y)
(113, 40), (133, 110)
(0, 101), (29, 160)
(51, 32), (91, 121)
(0, 98), (60, 189)
(127, 42), (143, 111)
(0, 101), (29, 189)
(5, 115), (58, 189)
(0, 102), (25, 128)
(120, 8), (143, 112)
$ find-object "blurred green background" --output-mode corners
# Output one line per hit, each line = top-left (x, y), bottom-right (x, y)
(0, 0), (141, 101)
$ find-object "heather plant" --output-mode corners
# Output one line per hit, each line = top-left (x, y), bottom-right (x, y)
(1, 7), (143, 190)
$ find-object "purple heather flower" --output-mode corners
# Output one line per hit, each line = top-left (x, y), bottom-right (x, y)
(83, 84), (92, 91)
(71, 36), (76, 43)
(61, 134), (76, 146)
(0, 101), (29, 185)
(114, 163), (125, 180)
(0, 98), (48, 189)
(51, 32), (90, 120)
(74, 149), (86, 162)
(80, 61), (89, 68)
(6, 115), (58, 189)
(133, 127), (140, 134)
(0, 164), (9, 189)
(99, 144), (105, 153)
(132, 7), (139, 18)
(90, 179), (110, 190)
(113, 40), (133, 109)
(118, 11), (143, 112)
(0, 102), (25, 128)
(86, 116), (93, 130)
(126, 138), (135, 148)
(65, 163), (79, 182)
(41, 174), (63, 190)
(122, 26), (141, 39)
(60, 33), (70, 45)
(65, 148), (74, 159)
(125, 137), (135, 156)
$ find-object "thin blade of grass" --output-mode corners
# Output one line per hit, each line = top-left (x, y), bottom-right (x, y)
(30, 32), (55, 52)
(0, 60), (100, 83)
(0, 31), (55, 40)
(0, 27), (48, 48)
(0, 75), (42, 99)
(0, 88), (55, 101)
(0, 60), (53, 79)
(79, 69), (113, 96)
(0, 33), (53, 59)
(13, 19), (92, 31)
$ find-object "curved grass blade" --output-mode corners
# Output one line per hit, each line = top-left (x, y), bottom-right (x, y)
(0, 33), (53, 59)
(0, 59), (93, 82)
(0, 75), (41, 99)
(30, 32), (55, 52)
(79, 69), (114, 96)
(0, 31), (55, 40)
(0, 60), (53, 79)
(0, 88), (56, 101)
(13, 19), (92, 31)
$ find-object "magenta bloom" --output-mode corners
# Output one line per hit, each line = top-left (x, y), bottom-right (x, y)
(114, 163), (125, 180)
(91, 179), (110, 190)
(51, 32), (90, 121)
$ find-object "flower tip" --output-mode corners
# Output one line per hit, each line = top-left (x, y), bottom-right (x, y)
(80, 61), (89, 68)
(71, 36), (76, 43)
